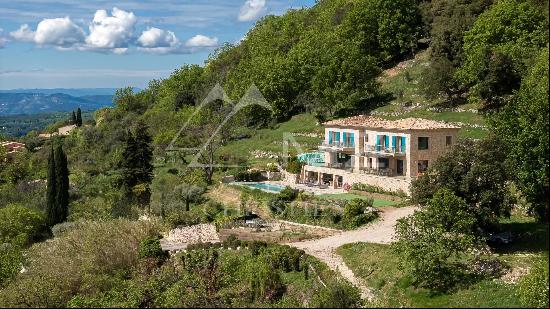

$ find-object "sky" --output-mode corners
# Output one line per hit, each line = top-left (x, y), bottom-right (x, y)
(0, 0), (315, 90)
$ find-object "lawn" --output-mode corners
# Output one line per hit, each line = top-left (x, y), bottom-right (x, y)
(374, 50), (488, 140)
(316, 193), (398, 207)
(218, 113), (323, 168)
(337, 214), (549, 308)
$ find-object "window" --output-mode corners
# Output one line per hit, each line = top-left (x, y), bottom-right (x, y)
(418, 160), (429, 174)
(418, 137), (429, 150)
(446, 136), (453, 146)
(364, 134), (369, 143)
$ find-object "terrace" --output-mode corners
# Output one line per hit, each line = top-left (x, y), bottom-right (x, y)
(358, 145), (406, 157)
(318, 141), (355, 152)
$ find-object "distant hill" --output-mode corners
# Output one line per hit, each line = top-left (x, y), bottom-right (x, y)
(0, 92), (113, 115)
(0, 88), (120, 97)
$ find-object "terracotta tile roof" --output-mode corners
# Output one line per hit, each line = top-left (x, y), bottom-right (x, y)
(323, 115), (460, 130)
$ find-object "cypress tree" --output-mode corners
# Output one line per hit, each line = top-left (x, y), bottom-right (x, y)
(46, 146), (58, 227)
(120, 121), (153, 209)
(71, 111), (76, 125)
(76, 108), (82, 127)
(45, 143), (70, 228)
(54, 144), (70, 222)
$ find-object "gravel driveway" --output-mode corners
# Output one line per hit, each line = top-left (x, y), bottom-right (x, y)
(286, 206), (418, 300)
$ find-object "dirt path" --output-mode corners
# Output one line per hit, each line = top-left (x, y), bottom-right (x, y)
(287, 206), (417, 300)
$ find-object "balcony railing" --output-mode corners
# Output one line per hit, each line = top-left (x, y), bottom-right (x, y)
(360, 145), (405, 156)
(318, 141), (355, 151)
(358, 167), (394, 176)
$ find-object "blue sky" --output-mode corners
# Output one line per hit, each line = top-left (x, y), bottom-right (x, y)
(0, 0), (315, 89)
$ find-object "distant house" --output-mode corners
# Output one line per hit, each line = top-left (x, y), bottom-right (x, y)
(1, 141), (26, 158)
(39, 124), (77, 138)
(299, 115), (460, 194)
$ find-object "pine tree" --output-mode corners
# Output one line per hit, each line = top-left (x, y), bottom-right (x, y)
(45, 146), (58, 227)
(71, 111), (76, 125)
(76, 108), (82, 127)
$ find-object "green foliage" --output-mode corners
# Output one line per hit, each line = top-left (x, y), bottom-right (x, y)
(174, 183), (205, 211)
(457, 0), (548, 108)
(0, 204), (45, 247)
(351, 182), (407, 197)
(342, 198), (377, 229)
(138, 236), (167, 260)
(517, 255), (549, 308)
(310, 281), (362, 308)
(419, 56), (456, 99)
(411, 136), (513, 230)
(0, 219), (159, 308)
(393, 189), (482, 293)
(0, 245), (22, 288)
(76, 108), (82, 127)
(155, 65), (205, 111)
(45, 144), (69, 228)
(284, 156), (304, 174)
(491, 48), (549, 220)
(278, 186), (298, 202)
(429, 0), (494, 66)
(119, 121), (153, 209)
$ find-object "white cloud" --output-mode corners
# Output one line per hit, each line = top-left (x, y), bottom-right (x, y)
(238, 0), (267, 22)
(85, 7), (136, 50)
(185, 34), (218, 47)
(137, 27), (179, 48)
(6, 7), (219, 54)
(10, 17), (85, 47)
(10, 24), (36, 42)
(34, 17), (85, 46)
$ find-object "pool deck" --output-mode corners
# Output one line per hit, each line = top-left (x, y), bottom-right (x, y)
(233, 181), (346, 195)
(267, 180), (347, 195)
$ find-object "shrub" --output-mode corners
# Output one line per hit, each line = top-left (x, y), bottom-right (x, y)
(0, 244), (22, 287)
(285, 156), (303, 174)
(278, 186), (298, 202)
(0, 219), (159, 307)
(392, 189), (482, 293)
(517, 256), (549, 308)
(165, 210), (201, 228)
(310, 281), (362, 308)
(351, 183), (407, 198)
(247, 259), (285, 302)
(138, 236), (167, 260)
(0, 204), (45, 247)
(342, 199), (377, 229)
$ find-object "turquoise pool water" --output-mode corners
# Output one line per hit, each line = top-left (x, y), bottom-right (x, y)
(241, 182), (285, 193)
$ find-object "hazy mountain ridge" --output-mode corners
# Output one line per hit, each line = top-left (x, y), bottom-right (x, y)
(0, 92), (113, 115)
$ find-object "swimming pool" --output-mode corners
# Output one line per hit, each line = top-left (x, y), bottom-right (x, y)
(240, 182), (286, 193)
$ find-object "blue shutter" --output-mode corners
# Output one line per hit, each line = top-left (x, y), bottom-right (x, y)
(343, 132), (347, 146)
(335, 132), (340, 142)
(376, 135), (381, 151)
(401, 137), (406, 152)
(385, 136), (389, 149)
(392, 136), (396, 151)
(328, 131), (333, 144)
(350, 133), (355, 146)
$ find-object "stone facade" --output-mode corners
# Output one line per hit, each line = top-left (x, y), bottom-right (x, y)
(302, 165), (411, 194)
(300, 116), (460, 196)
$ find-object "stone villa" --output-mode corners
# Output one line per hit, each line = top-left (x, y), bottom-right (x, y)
(299, 115), (460, 194)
